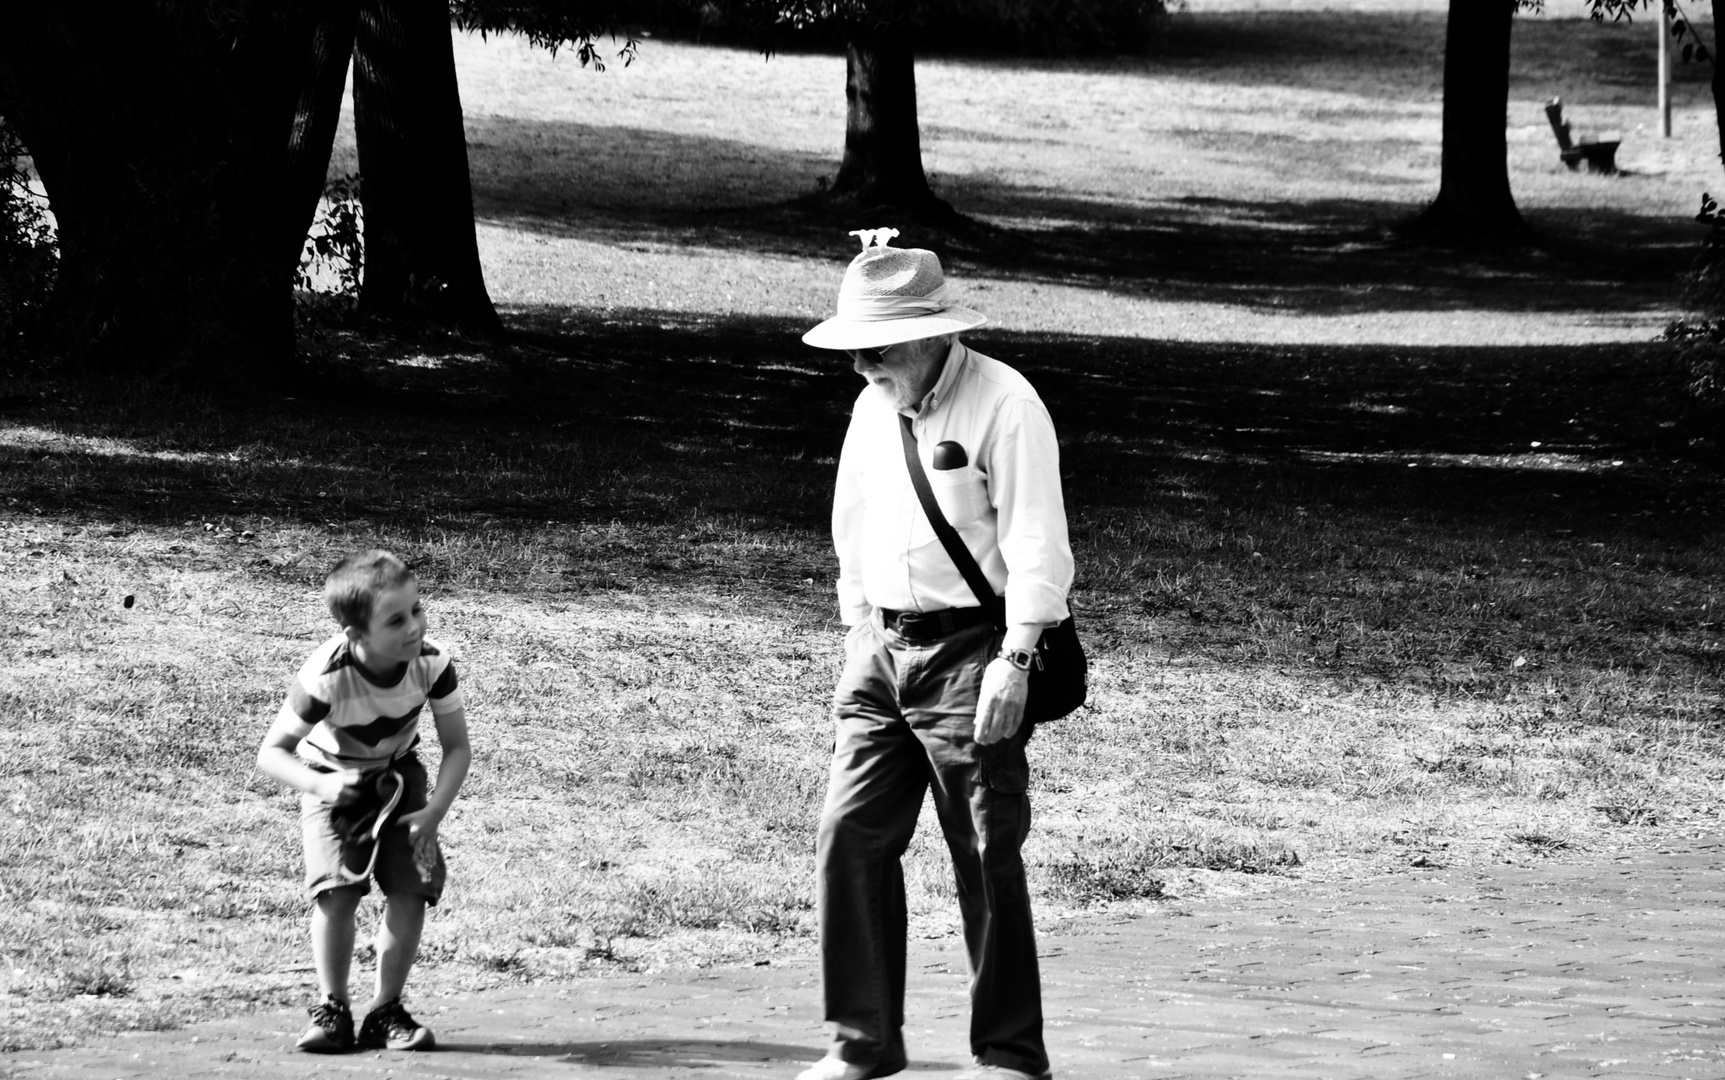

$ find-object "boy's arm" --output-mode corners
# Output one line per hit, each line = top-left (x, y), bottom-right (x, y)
(399, 706), (471, 851)
(425, 705), (471, 819)
(256, 710), (362, 806)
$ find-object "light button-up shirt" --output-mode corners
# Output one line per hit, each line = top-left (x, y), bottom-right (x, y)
(832, 340), (1074, 632)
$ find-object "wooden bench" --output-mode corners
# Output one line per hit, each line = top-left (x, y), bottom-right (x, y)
(1544, 97), (1621, 174)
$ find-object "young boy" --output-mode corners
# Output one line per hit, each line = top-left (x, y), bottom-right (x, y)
(257, 550), (472, 1054)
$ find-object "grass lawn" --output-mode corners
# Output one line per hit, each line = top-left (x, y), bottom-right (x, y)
(3, 2), (1724, 1052)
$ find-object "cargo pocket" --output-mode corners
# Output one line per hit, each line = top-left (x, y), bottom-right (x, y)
(979, 740), (1029, 794)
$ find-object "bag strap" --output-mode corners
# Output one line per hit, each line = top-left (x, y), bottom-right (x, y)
(898, 414), (1004, 621)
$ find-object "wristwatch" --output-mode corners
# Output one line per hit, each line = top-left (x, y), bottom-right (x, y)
(996, 646), (1035, 671)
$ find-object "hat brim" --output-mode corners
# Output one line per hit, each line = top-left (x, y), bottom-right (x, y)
(802, 306), (987, 351)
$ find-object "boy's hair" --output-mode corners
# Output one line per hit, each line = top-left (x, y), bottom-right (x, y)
(324, 550), (415, 630)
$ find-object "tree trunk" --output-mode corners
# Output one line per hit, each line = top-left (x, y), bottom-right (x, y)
(0, 3), (306, 377)
(353, 0), (504, 336)
(1712, 0), (1725, 173)
(283, 0), (363, 274)
(1412, 0), (1526, 240)
(829, 29), (953, 216)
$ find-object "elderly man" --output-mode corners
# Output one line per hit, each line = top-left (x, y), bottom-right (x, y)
(797, 230), (1074, 1080)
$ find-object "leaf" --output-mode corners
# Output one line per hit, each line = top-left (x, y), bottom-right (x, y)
(1674, 18), (1688, 36)
(1699, 45), (1712, 63)
(1683, 42), (1695, 61)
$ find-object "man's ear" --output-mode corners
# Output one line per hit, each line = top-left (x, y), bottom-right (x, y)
(343, 623), (365, 646)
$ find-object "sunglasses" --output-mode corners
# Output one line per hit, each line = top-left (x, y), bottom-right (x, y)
(848, 341), (919, 365)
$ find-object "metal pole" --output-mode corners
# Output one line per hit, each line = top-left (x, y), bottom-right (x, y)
(1658, 1), (1673, 137)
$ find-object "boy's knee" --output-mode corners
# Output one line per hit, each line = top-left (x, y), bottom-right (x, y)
(315, 884), (365, 915)
(383, 891), (428, 913)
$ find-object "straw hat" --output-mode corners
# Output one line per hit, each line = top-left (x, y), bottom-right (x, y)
(802, 228), (987, 351)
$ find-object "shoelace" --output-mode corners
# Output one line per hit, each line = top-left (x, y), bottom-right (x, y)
(309, 1000), (347, 1027)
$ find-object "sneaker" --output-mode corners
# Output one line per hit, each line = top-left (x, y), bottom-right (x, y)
(295, 996), (355, 1053)
(357, 997), (436, 1051)
(796, 1054), (905, 1080)
(952, 1064), (1051, 1080)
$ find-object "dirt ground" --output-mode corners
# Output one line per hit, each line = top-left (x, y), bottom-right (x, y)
(7, 838), (1725, 1080)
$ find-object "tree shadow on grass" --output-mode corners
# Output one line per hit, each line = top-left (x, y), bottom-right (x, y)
(2, 309), (1718, 693)
(1137, 7), (1715, 104)
(470, 120), (1695, 323)
(2, 310), (1714, 539)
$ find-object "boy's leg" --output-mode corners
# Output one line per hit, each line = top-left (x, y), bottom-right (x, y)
(357, 893), (436, 1051)
(365, 755), (444, 1013)
(367, 892), (425, 1012)
(299, 885), (364, 1052)
(311, 886), (364, 1003)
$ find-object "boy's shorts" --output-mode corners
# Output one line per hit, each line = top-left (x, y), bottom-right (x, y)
(301, 752), (447, 904)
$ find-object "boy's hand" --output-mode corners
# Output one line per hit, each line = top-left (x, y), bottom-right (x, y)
(318, 768), (366, 807)
(398, 807), (443, 854)
(398, 807), (444, 881)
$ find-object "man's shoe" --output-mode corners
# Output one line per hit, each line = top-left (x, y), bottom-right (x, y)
(357, 998), (436, 1051)
(796, 1054), (905, 1080)
(295, 996), (355, 1053)
(952, 1063), (1051, 1080)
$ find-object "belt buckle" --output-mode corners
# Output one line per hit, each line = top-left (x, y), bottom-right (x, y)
(902, 609), (948, 640)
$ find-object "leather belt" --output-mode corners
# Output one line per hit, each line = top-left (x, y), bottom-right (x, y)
(878, 606), (993, 642)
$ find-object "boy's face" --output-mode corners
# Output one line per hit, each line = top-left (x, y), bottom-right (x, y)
(347, 580), (426, 668)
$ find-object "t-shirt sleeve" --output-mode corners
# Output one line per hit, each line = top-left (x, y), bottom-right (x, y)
(285, 678), (331, 724)
(428, 660), (464, 715)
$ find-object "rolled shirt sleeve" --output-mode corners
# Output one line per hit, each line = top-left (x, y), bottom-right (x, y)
(988, 397), (1074, 629)
(832, 411), (874, 627)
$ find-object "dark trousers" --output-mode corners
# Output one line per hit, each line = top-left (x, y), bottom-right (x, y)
(817, 614), (1048, 1077)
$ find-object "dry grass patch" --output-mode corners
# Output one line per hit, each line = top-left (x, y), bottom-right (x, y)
(3, 334), (1719, 1050)
(5, 1), (1725, 1053)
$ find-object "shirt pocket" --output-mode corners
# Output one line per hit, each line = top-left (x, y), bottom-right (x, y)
(911, 464), (990, 542)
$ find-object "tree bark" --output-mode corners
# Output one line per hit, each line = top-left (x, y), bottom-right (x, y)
(1412, 0), (1526, 240)
(353, 0), (504, 336)
(1712, 0), (1725, 173)
(0, 3), (306, 377)
(829, 29), (953, 216)
(283, 0), (363, 275)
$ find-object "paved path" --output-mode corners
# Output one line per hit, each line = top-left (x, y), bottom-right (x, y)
(7, 840), (1725, 1080)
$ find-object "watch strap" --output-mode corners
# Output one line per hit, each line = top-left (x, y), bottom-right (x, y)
(997, 646), (1034, 670)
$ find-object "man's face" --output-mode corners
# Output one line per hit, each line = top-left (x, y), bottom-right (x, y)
(349, 581), (427, 670)
(848, 336), (947, 411)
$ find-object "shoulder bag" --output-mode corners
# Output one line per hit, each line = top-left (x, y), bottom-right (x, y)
(898, 415), (1087, 723)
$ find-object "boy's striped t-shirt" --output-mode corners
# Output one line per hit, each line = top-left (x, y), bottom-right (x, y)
(282, 633), (463, 771)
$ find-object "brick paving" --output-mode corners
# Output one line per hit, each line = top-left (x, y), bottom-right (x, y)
(6, 839), (1725, 1080)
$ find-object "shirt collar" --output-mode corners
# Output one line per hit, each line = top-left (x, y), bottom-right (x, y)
(902, 338), (968, 419)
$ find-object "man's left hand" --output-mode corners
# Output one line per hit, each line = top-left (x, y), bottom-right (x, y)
(975, 659), (1030, 745)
